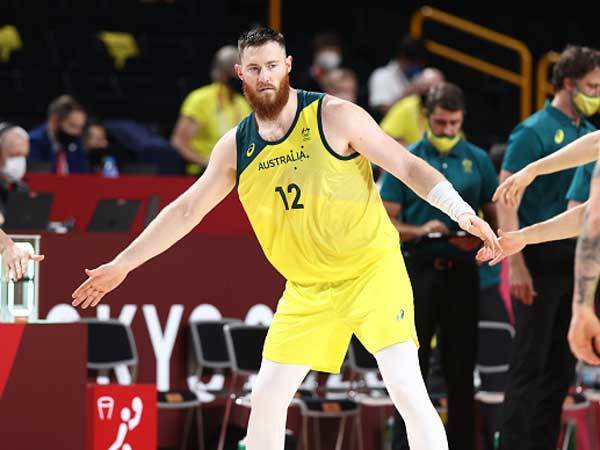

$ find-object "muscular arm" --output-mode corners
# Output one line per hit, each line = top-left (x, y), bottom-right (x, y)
(116, 129), (237, 271)
(321, 97), (501, 252)
(322, 97), (444, 199)
(170, 116), (209, 167)
(574, 159), (600, 308)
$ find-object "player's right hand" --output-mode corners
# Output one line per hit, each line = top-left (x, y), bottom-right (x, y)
(476, 229), (527, 266)
(492, 167), (536, 207)
(71, 261), (129, 309)
(509, 257), (537, 305)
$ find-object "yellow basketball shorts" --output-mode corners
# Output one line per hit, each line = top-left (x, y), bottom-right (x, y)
(263, 251), (418, 373)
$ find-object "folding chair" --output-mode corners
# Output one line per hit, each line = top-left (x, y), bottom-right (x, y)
(83, 319), (206, 450)
(84, 318), (138, 384)
(189, 319), (242, 396)
(475, 321), (515, 449)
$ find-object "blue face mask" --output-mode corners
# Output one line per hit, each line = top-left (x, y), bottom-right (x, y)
(404, 64), (422, 80)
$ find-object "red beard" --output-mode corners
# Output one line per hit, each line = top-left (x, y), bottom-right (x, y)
(243, 75), (290, 120)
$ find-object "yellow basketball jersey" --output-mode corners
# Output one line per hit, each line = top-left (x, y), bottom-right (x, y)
(236, 90), (400, 284)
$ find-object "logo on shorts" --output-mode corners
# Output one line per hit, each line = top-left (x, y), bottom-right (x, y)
(396, 309), (405, 321)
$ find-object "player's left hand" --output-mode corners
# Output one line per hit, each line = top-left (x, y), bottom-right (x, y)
(457, 213), (502, 258)
(568, 306), (600, 365)
(2, 243), (45, 281)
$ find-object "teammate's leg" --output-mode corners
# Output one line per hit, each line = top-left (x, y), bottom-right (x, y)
(246, 359), (311, 450)
(376, 341), (449, 450)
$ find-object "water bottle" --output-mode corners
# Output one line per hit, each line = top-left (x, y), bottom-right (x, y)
(493, 431), (500, 450)
(383, 416), (394, 450)
(102, 155), (119, 178)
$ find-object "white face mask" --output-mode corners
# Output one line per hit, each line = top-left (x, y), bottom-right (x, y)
(2, 156), (26, 181)
(316, 51), (341, 70)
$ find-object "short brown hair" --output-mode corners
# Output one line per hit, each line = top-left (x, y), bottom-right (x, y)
(238, 27), (286, 55)
(47, 95), (84, 121)
(424, 82), (466, 116)
(552, 45), (600, 91)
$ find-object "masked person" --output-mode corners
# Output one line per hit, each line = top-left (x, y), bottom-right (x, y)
(368, 36), (427, 117)
(495, 45), (600, 450)
(380, 83), (499, 450)
(0, 122), (30, 224)
(28, 95), (89, 174)
(171, 45), (252, 176)
(296, 31), (343, 93)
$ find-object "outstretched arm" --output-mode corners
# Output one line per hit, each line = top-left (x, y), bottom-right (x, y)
(72, 129), (238, 308)
(477, 201), (587, 264)
(323, 97), (500, 252)
(494, 130), (600, 206)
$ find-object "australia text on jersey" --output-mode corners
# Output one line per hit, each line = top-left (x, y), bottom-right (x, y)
(257, 149), (310, 171)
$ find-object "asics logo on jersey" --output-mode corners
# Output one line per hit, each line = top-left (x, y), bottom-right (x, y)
(246, 143), (256, 157)
(396, 309), (405, 321)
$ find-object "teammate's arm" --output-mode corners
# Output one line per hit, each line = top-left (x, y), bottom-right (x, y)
(72, 129), (238, 308)
(478, 201), (587, 264)
(494, 130), (600, 206)
(322, 97), (500, 251)
(569, 157), (600, 365)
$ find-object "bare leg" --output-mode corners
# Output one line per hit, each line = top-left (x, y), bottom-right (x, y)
(376, 341), (449, 450)
(246, 359), (311, 450)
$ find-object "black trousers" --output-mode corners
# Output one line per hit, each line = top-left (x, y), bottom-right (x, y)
(393, 254), (479, 450)
(499, 241), (576, 450)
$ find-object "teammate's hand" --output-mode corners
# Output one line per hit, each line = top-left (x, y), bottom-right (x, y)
(420, 219), (449, 236)
(492, 167), (536, 207)
(2, 243), (44, 281)
(568, 306), (600, 365)
(457, 213), (501, 257)
(476, 229), (527, 265)
(508, 257), (537, 305)
(72, 260), (129, 309)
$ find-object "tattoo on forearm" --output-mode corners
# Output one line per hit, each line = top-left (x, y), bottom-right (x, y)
(575, 162), (600, 306)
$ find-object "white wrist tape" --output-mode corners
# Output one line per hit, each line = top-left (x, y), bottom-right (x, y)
(426, 180), (475, 222)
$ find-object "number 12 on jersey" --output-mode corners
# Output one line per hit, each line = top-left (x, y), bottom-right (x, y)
(275, 183), (304, 210)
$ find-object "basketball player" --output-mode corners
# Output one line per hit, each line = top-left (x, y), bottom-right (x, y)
(72, 27), (500, 450)
(487, 129), (600, 365)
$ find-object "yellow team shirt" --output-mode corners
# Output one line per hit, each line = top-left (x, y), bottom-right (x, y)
(380, 94), (425, 145)
(181, 82), (252, 175)
(236, 90), (400, 285)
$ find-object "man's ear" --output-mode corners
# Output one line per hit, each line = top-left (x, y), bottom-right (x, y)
(234, 63), (243, 80)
